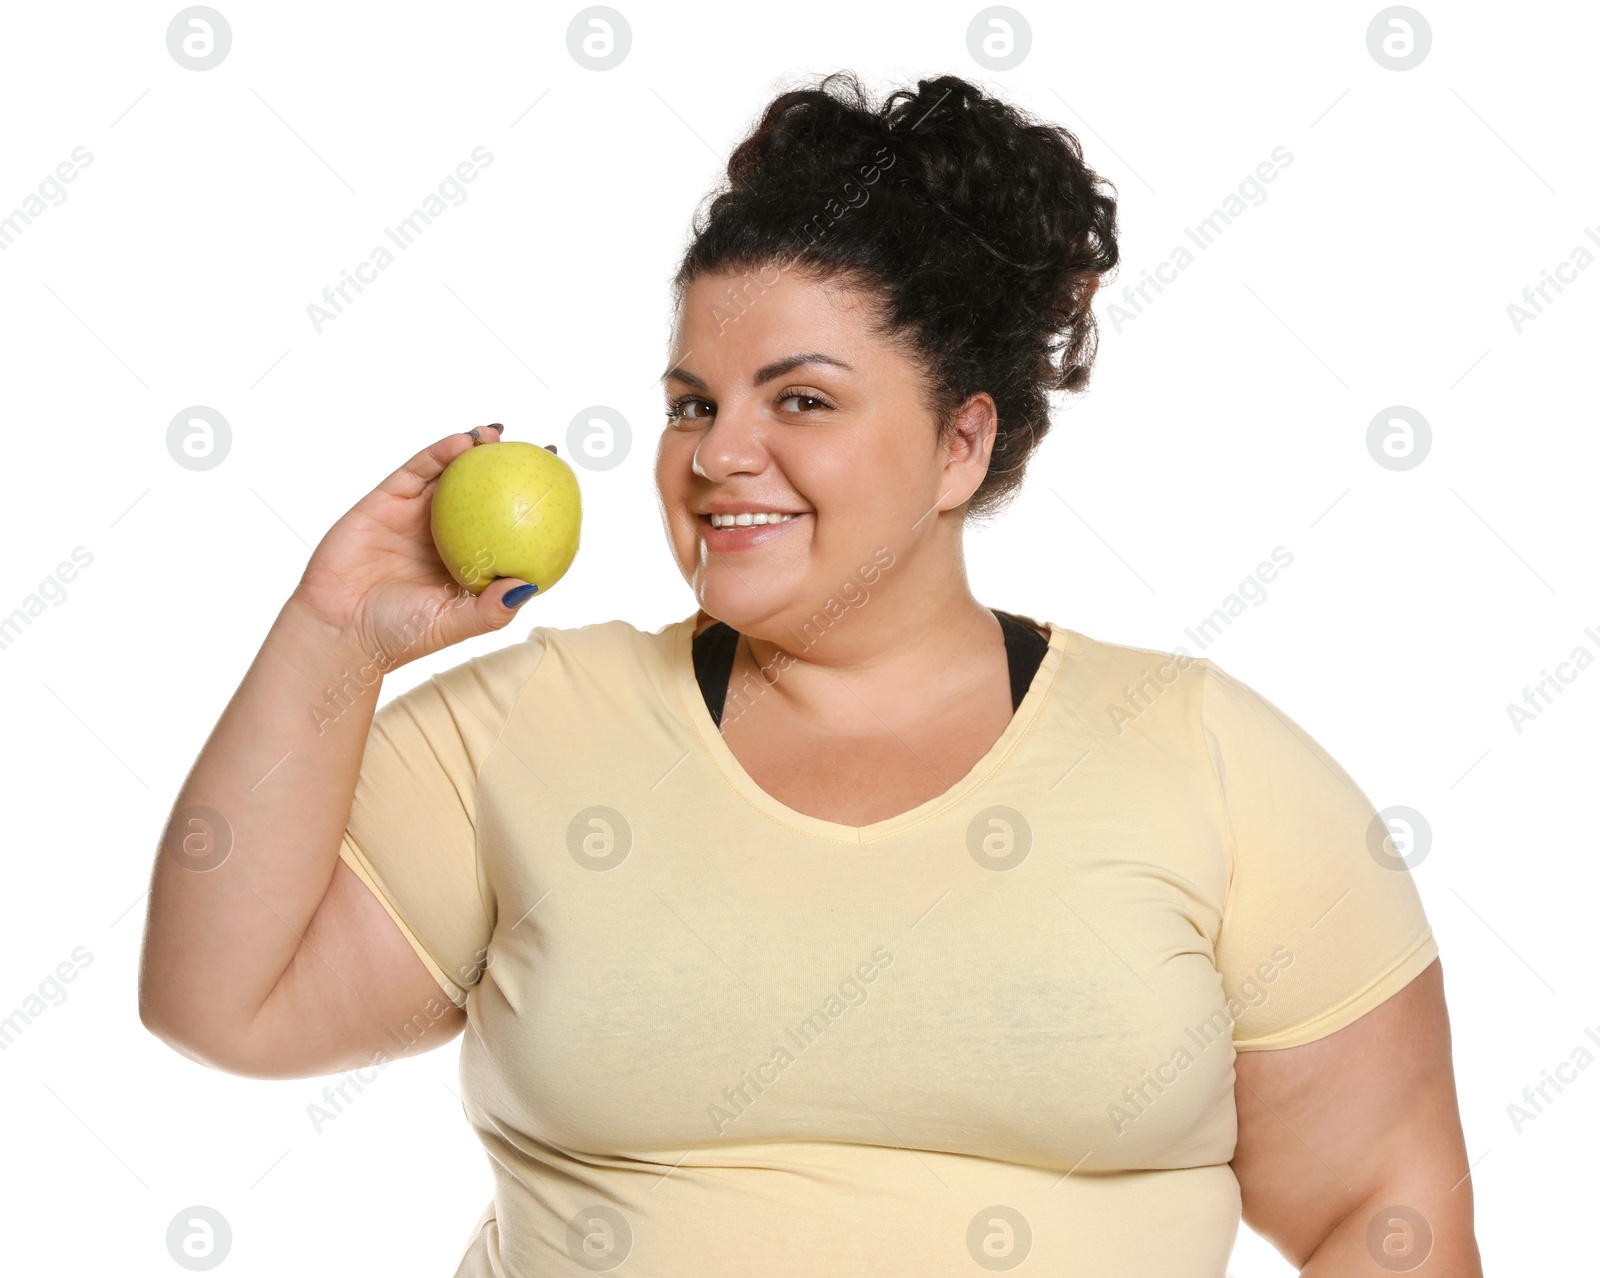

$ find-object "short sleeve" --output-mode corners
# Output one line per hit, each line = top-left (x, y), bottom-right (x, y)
(336, 628), (548, 1010)
(1200, 658), (1438, 1051)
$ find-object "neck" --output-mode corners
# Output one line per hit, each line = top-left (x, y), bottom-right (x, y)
(721, 587), (1003, 726)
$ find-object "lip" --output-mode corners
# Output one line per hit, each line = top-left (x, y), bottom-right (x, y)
(697, 511), (810, 550)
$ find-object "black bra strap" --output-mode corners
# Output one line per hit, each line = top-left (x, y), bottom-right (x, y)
(994, 608), (1050, 711)
(691, 615), (741, 728)
(693, 609), (1048, 729)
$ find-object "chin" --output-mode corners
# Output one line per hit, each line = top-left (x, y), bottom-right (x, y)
(693, 580), (800, 635)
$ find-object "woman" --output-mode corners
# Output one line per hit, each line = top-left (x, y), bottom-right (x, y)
(139, 72), (1481, 1275)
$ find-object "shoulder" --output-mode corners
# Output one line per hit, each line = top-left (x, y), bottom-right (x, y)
(1057, 625), (1203, 681)
(443, 615), (676, 669)
(399, 616), (676, 723)
(502, 615), (687, 705)
(529, 615), (679, 668)
(1050, 626), (1211, 739)
(1045, 631), (1328, 784)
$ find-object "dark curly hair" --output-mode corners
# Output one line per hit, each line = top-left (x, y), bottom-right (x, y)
(670, 70), (1120, 522)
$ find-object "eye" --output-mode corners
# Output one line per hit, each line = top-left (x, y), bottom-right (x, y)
(665, 395), (712, 423)
(777, 389), (833, 413)
(666, 388), (835, 423)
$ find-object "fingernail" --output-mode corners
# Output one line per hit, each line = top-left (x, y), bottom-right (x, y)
(488, 423), (504, 434)
(544, 443), (557, 454)
(501, 583), (539, 609)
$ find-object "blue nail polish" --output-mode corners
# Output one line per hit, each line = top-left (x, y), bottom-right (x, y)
(502, 583), (540, 609)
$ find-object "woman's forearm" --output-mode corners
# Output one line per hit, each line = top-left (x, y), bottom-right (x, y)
(138, 592), (390, 1066)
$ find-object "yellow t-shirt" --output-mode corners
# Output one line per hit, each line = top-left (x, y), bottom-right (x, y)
(336, 610), (1437, 1277)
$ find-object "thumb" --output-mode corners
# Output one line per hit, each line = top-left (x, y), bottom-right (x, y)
(438, 578), (541, 644)
(479, 578), (541, 629)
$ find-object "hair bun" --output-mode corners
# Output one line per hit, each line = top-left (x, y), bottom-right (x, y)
(882, 76), (1115, 289)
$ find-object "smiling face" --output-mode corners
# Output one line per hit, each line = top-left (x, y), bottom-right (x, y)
(654, 266), (996, 641)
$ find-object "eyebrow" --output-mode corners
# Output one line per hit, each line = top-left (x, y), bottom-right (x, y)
(660, 352), (854, 392)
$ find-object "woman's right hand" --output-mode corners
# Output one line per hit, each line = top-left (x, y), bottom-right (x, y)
(288, 424), (534, 666)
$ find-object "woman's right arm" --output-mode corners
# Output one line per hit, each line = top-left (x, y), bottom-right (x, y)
(138, 426), (532, 1079)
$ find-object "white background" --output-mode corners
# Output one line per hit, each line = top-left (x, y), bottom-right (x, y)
(1, 0), (1594, 1273)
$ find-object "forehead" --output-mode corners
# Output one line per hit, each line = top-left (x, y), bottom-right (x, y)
(672, 267), (877, 350)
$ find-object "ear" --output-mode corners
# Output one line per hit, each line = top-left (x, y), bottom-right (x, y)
(940, 391), (1000, 505)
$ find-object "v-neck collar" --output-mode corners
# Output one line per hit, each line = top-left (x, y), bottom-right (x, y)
(670, 610), (1077, 845)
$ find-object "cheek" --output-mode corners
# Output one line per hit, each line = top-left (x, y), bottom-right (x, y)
(797, 455), (896, 561)
(655, 433), (694, 494)
(807, 429), (922, 516)
(653, 426), (678, 471)
(787, 433), (872, 496)
(652, 444), (694, 546)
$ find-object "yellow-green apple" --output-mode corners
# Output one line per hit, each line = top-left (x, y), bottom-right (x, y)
(431, 440), (582, 595)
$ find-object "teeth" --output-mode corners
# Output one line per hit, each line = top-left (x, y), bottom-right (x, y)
(708, 511), (799, 528)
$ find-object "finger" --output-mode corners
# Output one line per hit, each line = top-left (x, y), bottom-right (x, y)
(431, 577), (536, 644)
(373, 424), (504, 503)
(479, 577), (538, 629)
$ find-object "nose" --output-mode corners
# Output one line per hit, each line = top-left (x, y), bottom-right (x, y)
(688, 406), (769, 484)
